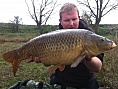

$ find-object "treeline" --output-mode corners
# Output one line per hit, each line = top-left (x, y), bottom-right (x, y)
(0, 23), (118, 36)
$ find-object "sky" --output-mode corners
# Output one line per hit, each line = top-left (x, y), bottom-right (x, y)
(0, 0), (118, 25)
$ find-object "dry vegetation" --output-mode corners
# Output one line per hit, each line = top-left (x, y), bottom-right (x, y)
(99, 34), (118, 89)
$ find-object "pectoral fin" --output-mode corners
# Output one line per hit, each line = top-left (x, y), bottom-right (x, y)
(58, 65), (65, 71)
(71, 51), (86, 68)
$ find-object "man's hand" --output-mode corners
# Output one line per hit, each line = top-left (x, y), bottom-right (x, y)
(28, 56), (40, 63)
(83, 56), (102, 72)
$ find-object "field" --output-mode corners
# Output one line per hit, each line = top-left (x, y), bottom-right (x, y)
(0, 24), (118, 89)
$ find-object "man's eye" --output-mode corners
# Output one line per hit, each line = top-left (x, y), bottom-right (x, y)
(64, 20), (70, 22)
(72, 18), (77, 21)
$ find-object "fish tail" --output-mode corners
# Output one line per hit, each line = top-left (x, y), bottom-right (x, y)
(12, 59), (19, 76)
(2, 50), (20, 76)
(2, 51), (16, 63)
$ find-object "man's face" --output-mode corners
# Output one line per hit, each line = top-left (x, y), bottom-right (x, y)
(59, 9), (80, 29)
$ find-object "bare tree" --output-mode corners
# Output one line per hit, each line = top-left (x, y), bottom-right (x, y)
(77, 0), (118, 32)
(10, 16), (22, 32)
(25, 0), (58, 34)
(81, 11), (93, 25)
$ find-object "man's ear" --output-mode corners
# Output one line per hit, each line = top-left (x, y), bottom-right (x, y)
(59, 19), (61, 23)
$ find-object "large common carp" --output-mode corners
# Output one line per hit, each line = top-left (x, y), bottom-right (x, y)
(2, 29), (117, 76)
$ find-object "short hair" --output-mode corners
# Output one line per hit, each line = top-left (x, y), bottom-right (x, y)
(59, 3), (79, 19)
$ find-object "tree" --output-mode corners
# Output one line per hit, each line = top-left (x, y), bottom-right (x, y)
(77, 0), (118, 32)
(10, 16), (22, 32)
(25, 0), (58, 34)
(81, 11), (93, 25)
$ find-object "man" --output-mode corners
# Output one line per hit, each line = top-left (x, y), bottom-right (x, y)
(29, 2), (104, 89)
(49, 3), (104, 89)
(8, 3), (104, 89)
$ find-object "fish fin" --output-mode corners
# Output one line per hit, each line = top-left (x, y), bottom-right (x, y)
(71, 57), (83, 68)
(48, 65), (65, 76)
(48, 66), (57, 76)
(2, 50), (20, 76)
(2, 50), (16, 63)
(71, 52), (86, 68)
(58, 65), (65, 71)
(48, 65), (59, 76)
(12, 59), (19, 76)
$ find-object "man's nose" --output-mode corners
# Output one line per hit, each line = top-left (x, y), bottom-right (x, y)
(69, 20), (74, 25)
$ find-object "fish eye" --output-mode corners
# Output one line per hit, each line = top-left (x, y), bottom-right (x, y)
(101, 38), (104, 41)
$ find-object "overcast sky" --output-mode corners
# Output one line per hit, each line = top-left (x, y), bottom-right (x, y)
(0, 0), (118, 25)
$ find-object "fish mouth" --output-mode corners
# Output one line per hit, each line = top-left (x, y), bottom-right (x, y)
(110, 41), (117, 49)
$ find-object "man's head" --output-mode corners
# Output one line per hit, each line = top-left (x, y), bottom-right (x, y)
(59, 3), (80, 29)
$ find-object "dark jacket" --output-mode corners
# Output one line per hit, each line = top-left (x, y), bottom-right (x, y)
(50, 19), (104, 88)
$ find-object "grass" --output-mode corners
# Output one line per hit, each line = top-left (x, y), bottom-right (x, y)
(0, 24), (118, 89)
(96, 35), (118, 88)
